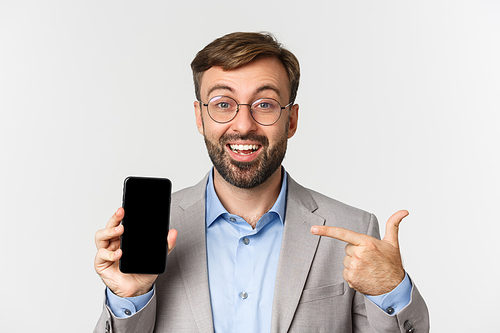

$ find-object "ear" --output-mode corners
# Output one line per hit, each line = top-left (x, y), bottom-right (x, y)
(194, 100), (204, 135)
(287, 104), (299, 139)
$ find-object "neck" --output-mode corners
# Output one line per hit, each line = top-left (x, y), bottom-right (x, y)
(213, 167), (283, 229)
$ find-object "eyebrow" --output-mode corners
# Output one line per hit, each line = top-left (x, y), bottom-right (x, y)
(206, 84), (283, 100)
(255, 85), (282, 100)
(206, 85), (234, 98)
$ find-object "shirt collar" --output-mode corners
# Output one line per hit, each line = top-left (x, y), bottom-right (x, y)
(205, 167), (288, 228)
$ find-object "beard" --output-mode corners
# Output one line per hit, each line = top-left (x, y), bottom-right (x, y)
(204, 130), (288, 189)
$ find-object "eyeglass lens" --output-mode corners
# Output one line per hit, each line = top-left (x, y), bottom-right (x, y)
(207, 96), (282, 125)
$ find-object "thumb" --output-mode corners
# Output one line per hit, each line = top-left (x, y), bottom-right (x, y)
(382, 210), (409, 247)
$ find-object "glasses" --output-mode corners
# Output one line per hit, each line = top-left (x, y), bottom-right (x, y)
(201, 95), (292, 126)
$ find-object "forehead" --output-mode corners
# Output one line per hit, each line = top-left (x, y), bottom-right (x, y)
(200, 57), (290, 100)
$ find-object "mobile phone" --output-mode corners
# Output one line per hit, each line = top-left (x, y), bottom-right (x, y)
(119, 176), (172, 274)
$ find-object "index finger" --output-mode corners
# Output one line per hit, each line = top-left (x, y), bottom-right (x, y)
(311, 225), (369, 246)
(106, 207), (124, 229)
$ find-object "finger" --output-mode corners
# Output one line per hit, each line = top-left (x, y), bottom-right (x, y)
(382, 210), (409, 246)
(345, 243), (355, 256)
(343, 254), (352, 269)
(167, 229), (178, 254)
(342, 268), (353, 288)
(311, 225), (368, 246)
(95, 224), (124, 249)
(95, 247), (122, 267)
(105, 207), (125, 229)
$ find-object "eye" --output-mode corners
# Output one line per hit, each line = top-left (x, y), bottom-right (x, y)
(253, 99), (278, 111)
(216, 102), (231, 109)
(209, 96), (236, 111)
(257, 102), (272, 109)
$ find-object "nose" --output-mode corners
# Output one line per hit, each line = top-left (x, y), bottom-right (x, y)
(230, 104), (258, 134)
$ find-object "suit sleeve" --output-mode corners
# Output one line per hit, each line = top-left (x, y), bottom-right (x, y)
(93, 289), (157, 333)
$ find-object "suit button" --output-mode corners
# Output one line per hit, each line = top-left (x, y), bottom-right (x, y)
(105, 320), (110, 333)
(386, 307), (394, 314)
(404, 320), (415, 333)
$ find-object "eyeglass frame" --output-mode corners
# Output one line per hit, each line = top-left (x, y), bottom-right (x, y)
(199, 95), (293, 126)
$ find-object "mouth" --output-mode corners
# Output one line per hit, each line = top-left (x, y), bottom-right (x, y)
(228, 144), (260, 156)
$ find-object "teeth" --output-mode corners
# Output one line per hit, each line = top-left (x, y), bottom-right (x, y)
(230, 144), (259, 152)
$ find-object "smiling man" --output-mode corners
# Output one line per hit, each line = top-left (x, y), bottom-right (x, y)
(94, 32), (429, 333)
(196, 56), (297, 228)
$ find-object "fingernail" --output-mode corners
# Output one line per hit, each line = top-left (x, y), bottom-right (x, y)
(311, 226), (318, 234)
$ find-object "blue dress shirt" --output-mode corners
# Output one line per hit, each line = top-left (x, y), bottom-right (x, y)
(106, 168), (412, 328)
(205, 169), (286, 333)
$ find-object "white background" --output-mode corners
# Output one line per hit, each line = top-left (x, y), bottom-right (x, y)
(1, 0), (499, 332)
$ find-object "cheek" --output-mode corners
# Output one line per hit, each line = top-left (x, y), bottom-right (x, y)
(203, 123), (228, 142)
(267, 125), (289, 145)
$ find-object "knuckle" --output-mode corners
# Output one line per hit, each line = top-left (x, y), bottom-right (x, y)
(96, 228), (110, 239)
(343, 269), (355, 285)
(348, 258), (358, 270)
(337, 229), (348, 240)
(97, 248), (110, 260)
(98, 226), (120, 242)
(364, 240), (377, 251)
(350, 248), (364, 260)
(349, 258), (363, 272)
(94, 230), (105, 247)
(95, 229), (103, 240)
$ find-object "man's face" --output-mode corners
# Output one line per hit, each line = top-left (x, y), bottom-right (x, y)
(195, 57), (298, 189)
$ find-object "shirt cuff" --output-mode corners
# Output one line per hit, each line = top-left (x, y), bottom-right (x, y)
(105, 286), (155, 318)
(365, 273), (412, 315)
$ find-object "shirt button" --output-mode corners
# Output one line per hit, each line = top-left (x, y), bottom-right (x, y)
(242, 237), (250, 245)
(240, 291), (248, 299)
(386, 307), (394, 314)
(229, 217), (236, 222)
(124, 309), (132, 316)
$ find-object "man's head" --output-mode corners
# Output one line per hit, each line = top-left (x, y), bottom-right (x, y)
(191, 32), (300, 105)
(191, 32), (300, 189)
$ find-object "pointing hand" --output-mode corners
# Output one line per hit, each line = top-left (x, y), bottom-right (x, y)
(311, 210), (408, 295)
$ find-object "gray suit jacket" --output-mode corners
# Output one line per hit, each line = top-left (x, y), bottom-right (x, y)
(95, 174), (429, 333)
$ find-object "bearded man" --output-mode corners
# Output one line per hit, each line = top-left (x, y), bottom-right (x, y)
(94, 32), (429, 333)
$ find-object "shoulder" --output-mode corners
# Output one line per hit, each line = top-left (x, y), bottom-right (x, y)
(287, 175), (379, 237)
(308, 187), (372, 221)
(171, 174), (209, 207)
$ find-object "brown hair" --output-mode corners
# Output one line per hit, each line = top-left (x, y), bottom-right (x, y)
(191, 32), (300, 104)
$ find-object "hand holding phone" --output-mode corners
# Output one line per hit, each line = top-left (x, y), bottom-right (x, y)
(94, 177), (176, 298)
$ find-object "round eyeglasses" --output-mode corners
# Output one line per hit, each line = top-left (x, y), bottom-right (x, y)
(200, 95), (292, 126)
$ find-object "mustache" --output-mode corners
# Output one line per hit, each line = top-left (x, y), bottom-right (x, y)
(219, 133), (269, 146)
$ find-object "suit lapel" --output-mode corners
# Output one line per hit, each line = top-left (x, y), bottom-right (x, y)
(172, 173), (324, 333)
(174, 174), (214, 332)
(271, 175), (325, 333)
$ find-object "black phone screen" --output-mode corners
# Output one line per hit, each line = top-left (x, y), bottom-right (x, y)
(119, 176), (172, 274)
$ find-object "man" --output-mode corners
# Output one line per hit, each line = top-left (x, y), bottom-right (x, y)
(94, 32), (429, 333)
